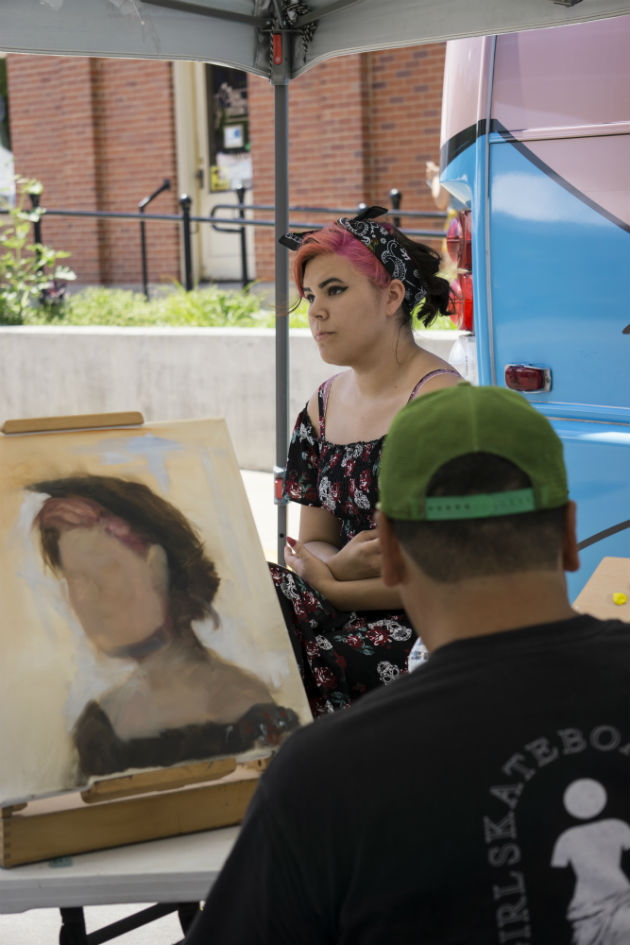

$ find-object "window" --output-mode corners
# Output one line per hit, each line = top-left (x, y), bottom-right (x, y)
(205, 65), (251, 192)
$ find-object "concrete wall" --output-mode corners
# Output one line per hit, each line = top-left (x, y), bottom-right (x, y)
(0, 328), (462, 470)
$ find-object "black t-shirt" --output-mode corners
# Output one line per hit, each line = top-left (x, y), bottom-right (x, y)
(186, 615), (630, 945)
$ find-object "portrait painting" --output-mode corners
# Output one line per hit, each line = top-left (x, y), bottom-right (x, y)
(0, 418), (312, 805)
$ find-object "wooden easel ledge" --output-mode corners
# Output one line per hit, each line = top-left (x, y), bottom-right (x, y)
(0, 757), (270, 868)
(81, 758), (240, 803)
(2, 412), (144, 435)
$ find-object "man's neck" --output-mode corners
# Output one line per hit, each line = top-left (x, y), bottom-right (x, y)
(407, 570), (577, 653)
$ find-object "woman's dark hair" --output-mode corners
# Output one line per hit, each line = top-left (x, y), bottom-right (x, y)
(386, 224), (452, 326)
(292, 221), (452, 327)
(30, 475), (220, 631)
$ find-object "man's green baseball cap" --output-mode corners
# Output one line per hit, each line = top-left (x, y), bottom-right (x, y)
(378, 384), (569, 521)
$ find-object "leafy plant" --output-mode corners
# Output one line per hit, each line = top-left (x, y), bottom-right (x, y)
(0, 176), (75, 325)
(22, 279), (456, 330)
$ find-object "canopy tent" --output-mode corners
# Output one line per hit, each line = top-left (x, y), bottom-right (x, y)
(1, 0), (626, 73)
(2, 0), (628, 557)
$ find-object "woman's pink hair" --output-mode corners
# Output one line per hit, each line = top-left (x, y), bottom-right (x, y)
(293, 222), (393, 296)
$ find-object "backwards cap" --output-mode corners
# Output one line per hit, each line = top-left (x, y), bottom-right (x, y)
(378, 384), (568, 521)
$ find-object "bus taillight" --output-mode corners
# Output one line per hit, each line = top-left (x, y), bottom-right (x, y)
(447, 210), (473, 331)
(449, 273), (473, 331)
(446, 215), (463, 264)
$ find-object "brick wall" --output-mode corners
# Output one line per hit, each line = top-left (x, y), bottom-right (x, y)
(249, 43), (446, 283)
(248, 55), (372, 282)
(6, 44), (445, 287)
(7, 55), (179, 286)
(90, 59), (180, 286)
(7, 57), (102, 283)
(369, 44), (446, 211)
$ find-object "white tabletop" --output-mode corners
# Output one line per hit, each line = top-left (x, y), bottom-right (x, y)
(0, 827), (239, 914)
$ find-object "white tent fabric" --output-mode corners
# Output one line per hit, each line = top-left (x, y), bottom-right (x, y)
(0, 0), (627, 77)
(2, 0), (628, 557)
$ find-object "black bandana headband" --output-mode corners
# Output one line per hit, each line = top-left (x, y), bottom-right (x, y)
(279, 205), (428, 312)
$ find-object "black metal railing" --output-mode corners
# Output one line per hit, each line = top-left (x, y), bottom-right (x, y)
(4, 187), (448, 293)
(138, 178), (171, 299)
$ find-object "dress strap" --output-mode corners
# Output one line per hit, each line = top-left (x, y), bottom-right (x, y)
(318, 374), (340, 439)
(408, 368), (460, 401)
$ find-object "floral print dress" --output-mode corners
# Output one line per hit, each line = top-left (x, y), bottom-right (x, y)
(269, 371), (455, 716)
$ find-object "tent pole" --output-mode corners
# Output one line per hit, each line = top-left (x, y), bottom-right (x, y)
(274, 80), (290, 565)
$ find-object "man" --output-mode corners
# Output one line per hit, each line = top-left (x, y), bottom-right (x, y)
(186, 385), (629, 945)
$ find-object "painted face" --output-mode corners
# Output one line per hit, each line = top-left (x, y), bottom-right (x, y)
(302, 254), (392, 366)
(58, 525), (169, 655)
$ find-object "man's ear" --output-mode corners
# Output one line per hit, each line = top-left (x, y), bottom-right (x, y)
(376, 511), (406, 587)
(385, 279), (406, 317)
(562, 501), (580, 573)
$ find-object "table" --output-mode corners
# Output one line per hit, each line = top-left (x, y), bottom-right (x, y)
(0, 826), (239, 943)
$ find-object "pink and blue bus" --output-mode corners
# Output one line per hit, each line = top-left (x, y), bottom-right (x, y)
(440, 16), (630, 599)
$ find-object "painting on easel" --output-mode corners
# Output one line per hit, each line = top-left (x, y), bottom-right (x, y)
(0, 417), (311, 806)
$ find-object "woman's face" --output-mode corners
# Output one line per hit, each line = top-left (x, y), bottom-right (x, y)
(57, 524), (169, 655)
(302, 254), (397, 366)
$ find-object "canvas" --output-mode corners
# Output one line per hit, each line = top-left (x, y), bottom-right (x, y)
(0, 417), (311, 805)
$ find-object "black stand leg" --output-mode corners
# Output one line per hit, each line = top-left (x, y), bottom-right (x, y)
(178, 902), (201, 934)
(58, 901), (201, 945)
(59, 907), (88, 945)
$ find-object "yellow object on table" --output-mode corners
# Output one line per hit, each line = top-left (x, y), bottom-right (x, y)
(573, 557), (630, 622)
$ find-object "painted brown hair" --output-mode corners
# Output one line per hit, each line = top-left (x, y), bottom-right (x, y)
(31, 474), (220, 631)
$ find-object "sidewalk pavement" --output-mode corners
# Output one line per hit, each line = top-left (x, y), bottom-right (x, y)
(0, 469), (297, 945)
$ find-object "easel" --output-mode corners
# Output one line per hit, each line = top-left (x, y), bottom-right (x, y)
(0, 757), (265, 869)
(0, 413), (269, 871)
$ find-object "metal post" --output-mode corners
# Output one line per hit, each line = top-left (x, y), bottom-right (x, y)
(139, 206), (149, 300)
(139, 179), (170, 300)
(29, 191), (42, 245)
(274, 80), (290, 565)
(29, 192), (45, 274)
(179, 193), (193, 291)
(389, 187), (402, 229)
(236, 184), (249, 288)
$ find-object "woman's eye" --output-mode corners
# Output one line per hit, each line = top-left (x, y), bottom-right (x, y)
(328, 285), (346, 296)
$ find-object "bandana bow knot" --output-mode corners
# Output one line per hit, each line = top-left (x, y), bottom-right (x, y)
(279, 205), (428, 313)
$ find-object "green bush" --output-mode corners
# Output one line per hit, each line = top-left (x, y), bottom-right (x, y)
(0, 176), (75, 325)
(25, 282), (313, 329)
(27, 284), (269, 328)
(24, 282), (455, 330)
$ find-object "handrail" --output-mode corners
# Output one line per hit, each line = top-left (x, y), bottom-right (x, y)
(0, 205), (447, 236)
(209, 201), (447, 219)
(3, 191), (448, 293)
(139, 179), (171, 300)
(208, 204), (446, 241)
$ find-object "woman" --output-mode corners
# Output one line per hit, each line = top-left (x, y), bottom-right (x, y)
(271, 205), (461, 715)
(30, 474), (298, 780)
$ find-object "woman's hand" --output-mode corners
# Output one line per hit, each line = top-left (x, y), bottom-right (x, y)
(327, 529), (381, 581)
(284, 536), (335, 595)
(285, 535), (402, 611)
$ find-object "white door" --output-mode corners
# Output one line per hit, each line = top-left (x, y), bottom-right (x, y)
(173, 61), (256, 284)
